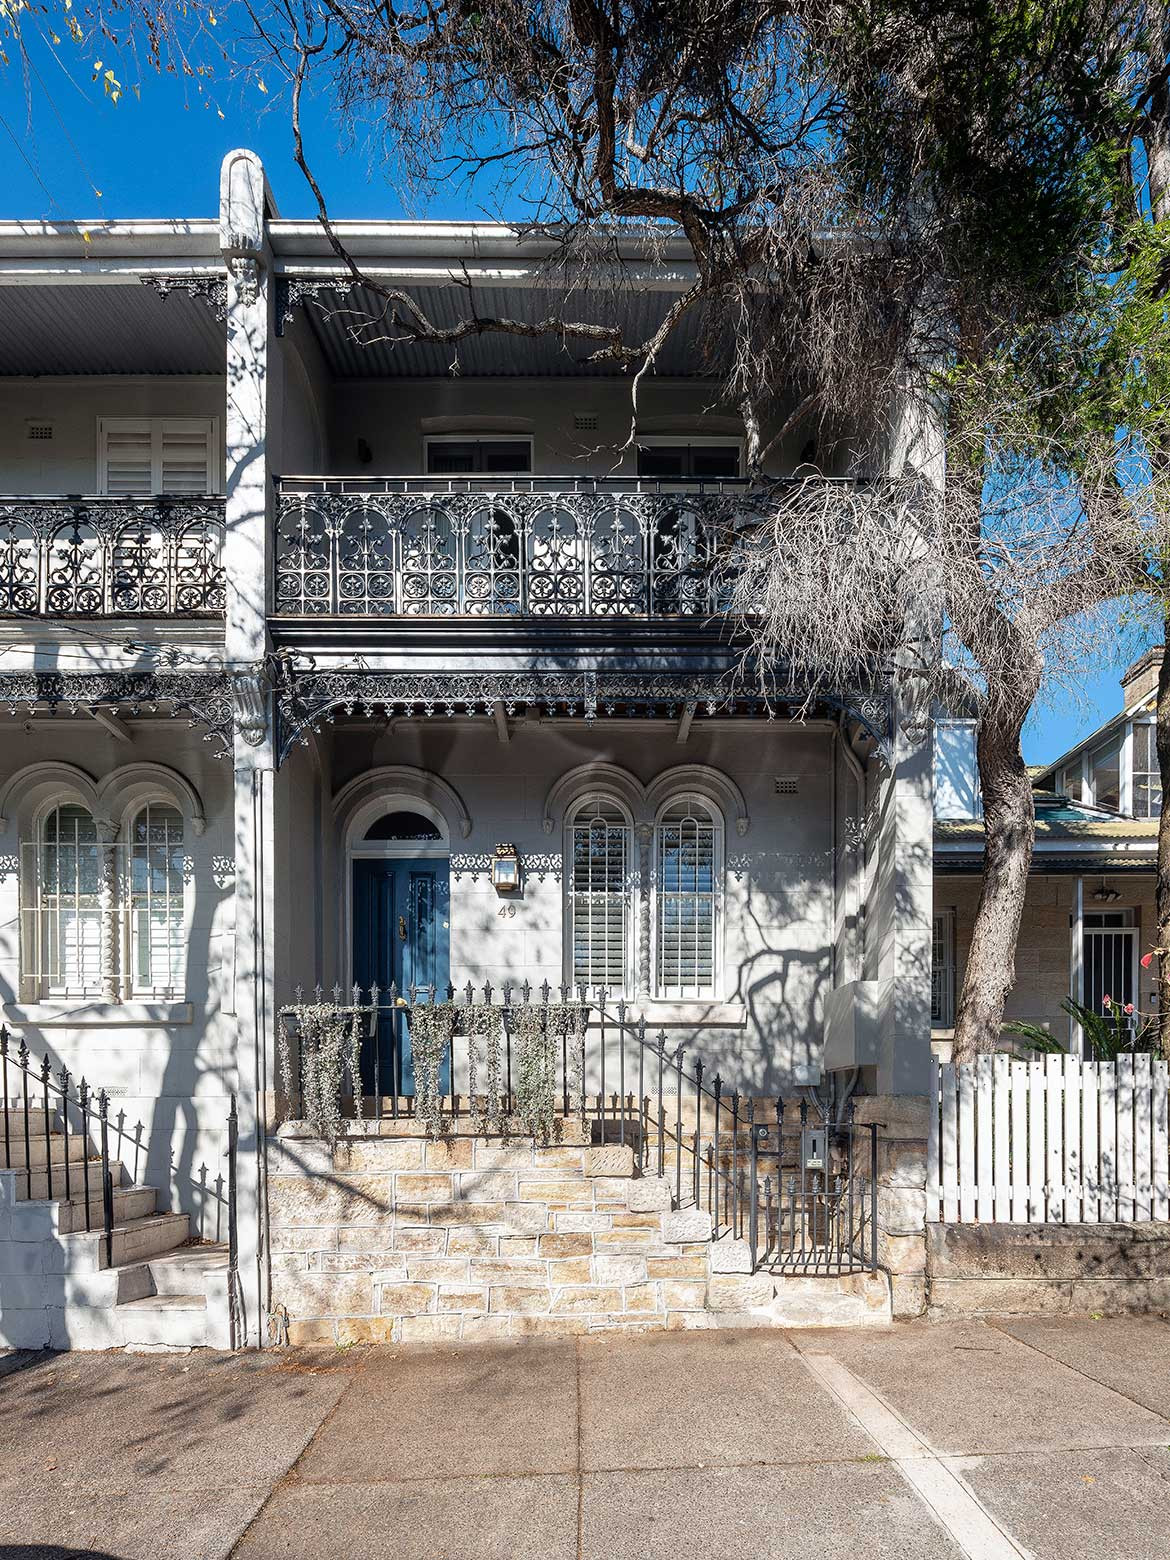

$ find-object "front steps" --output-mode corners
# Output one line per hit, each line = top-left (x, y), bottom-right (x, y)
(0, 1101), (231, 1351)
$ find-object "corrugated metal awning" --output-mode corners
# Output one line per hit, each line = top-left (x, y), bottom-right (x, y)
(0, 284), (224, 375)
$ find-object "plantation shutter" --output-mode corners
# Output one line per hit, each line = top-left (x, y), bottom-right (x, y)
(100, 418), (216, 494)
(569, 800), (630, 991)
(159, 422), (213, 493)
(655, 799), (718, 999)
(102, 421), (154, 493)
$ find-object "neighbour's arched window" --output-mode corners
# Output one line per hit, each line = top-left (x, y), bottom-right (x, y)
(129, 803), (185, 995)
(654, 795), (722, 1000)
(24, 798), (188, 999)
(35, 803), (103, 994)
(566, 796), (632, 994)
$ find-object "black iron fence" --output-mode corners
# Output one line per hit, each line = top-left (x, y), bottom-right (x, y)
(1, 1026), (116, 1265)
(279, 982), (879, 1276)
(0, 1024), (240, 1308)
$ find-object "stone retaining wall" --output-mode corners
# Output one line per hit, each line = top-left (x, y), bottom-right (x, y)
(267, 1125), (890, 1343)
(926, 1222), (1170, 1317)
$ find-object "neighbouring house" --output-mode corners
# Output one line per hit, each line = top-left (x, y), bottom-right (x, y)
(932, 648), (1163, 1053)
(0, 148), (983, 1351)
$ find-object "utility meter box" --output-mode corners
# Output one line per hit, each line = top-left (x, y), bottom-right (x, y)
(801, 1126), (828, 1173)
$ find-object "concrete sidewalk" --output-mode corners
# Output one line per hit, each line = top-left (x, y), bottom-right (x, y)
(1, 1317), (1169, 1560)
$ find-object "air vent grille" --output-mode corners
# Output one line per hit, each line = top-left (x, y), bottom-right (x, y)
(573, 412), (599, 432)
(774, 776), (799, 795)
(27, 423), (54, 441)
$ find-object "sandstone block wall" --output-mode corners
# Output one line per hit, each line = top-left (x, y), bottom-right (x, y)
(268, 1128), (718, 1344)
(267, 1124), (894, 1342)
(926, 1221), (1170, 1317)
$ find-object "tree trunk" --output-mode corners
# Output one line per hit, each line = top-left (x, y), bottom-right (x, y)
(950, 700), (1038, 1063)
(1156, 618), (1170, 1059)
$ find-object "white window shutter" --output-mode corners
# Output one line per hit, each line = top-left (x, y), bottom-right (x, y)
(655, 800), (719, 999)
(159, 421), (213, 494)
(569, 804), (630, 992)
(102, 421), (153, 494)
(100, 417), (215, 494)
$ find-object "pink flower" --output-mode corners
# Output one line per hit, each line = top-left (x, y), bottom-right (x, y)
(1103, 995), (1112, 1008)
(1142, 952), (1155, 969)
(1124, 1003), (1135, 1015)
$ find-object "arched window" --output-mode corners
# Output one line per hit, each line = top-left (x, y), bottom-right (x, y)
(567, 797), (632, 993)
(363, 810), (442, 843)
(36, 803), (103, 993)
(129, 803), (185, 995)
(654, 796), (722, 1000)
(24, 798), (189, 999)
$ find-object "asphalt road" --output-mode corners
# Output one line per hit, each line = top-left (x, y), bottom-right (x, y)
(2, 1315), (1170, 1560)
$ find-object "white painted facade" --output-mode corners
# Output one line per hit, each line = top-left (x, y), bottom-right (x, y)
(0, 150), (938, 1345)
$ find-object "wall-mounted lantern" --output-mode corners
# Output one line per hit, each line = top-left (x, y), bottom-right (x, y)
(492, 842), (521, 894)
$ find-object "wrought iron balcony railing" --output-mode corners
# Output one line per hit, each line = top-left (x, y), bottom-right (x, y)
(0, 496), (225, 618)
(274, 476), (770, 619)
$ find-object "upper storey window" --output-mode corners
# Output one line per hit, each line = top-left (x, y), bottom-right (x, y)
(636, 442), (740, 480)
(425, 437), (532, 475)
(98, 418), (218, 495)
(1087, 733), (1123, 813)
(1057, 719), (1161, 819)
(1132, 723), (1162, 818)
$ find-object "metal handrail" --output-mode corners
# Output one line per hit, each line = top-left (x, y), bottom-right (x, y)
(1, 1025), (115, 1266)
(0, 1024), (237, 1292)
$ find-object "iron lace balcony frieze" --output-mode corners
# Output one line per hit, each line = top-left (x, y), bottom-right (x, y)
(0, 496), (226, 618)
(273, 480), (773, 619)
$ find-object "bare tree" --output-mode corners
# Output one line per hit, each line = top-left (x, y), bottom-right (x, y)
(11, 0), (1159, 1058)
(246, 0), (1161, 1059)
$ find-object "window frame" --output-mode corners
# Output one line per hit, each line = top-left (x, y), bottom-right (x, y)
(1131, 719), (1161, 819)
(634, 435), (744, 481)
(30, 801), (105, 998)
(931, 909), (956, 1029)
(423, 434), (535, 476)
(651, 793), (723, 1002)
(21, 795), (191, 1002)
(563, 795), (636, 998)
(126, 801), (188, 1000)
(96, 415), (220, 496)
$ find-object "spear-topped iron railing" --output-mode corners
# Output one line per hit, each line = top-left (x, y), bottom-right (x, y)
(279, 980), (880, 1276)
(1, 1025), (116, 1266)
(0, 1024), (239, 1297)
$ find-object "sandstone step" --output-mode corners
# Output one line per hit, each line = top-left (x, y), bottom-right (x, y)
(1, 1107), (59, 1135)
(147, 1243), (230, 1295)
(117, 1293), (208, 1348)
(10, 1159), (126, 1203)
(2, 1131), (93, 1169)
(56, 1184), (157, 1234)
(60, 1211), (190, 1272)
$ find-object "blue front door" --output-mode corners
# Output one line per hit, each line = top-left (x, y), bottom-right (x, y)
(352, 857), (450, 1098)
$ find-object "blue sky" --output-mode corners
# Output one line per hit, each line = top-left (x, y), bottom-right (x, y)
(0, 33), (1157, 763)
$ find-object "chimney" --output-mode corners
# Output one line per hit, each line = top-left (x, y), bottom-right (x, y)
(1121, 646), (1164, 708)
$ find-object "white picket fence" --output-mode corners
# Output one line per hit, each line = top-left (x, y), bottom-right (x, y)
(928, 1056), (1170, 1224)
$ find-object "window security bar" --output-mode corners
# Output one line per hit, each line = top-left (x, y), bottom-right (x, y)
(19, 835), (187, 1001)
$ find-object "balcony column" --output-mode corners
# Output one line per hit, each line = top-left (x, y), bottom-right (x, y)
(221, 148), (278, 1348)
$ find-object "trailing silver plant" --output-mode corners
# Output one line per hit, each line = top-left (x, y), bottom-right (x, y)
(511, 1002), (589, 1141)
(277, 1001), (366, 1143)
(407, 1002), (455, 1138)
(464, 1004), (505, 1134)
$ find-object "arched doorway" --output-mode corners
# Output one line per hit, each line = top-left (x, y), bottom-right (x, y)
(351, 807), (451, 1100)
